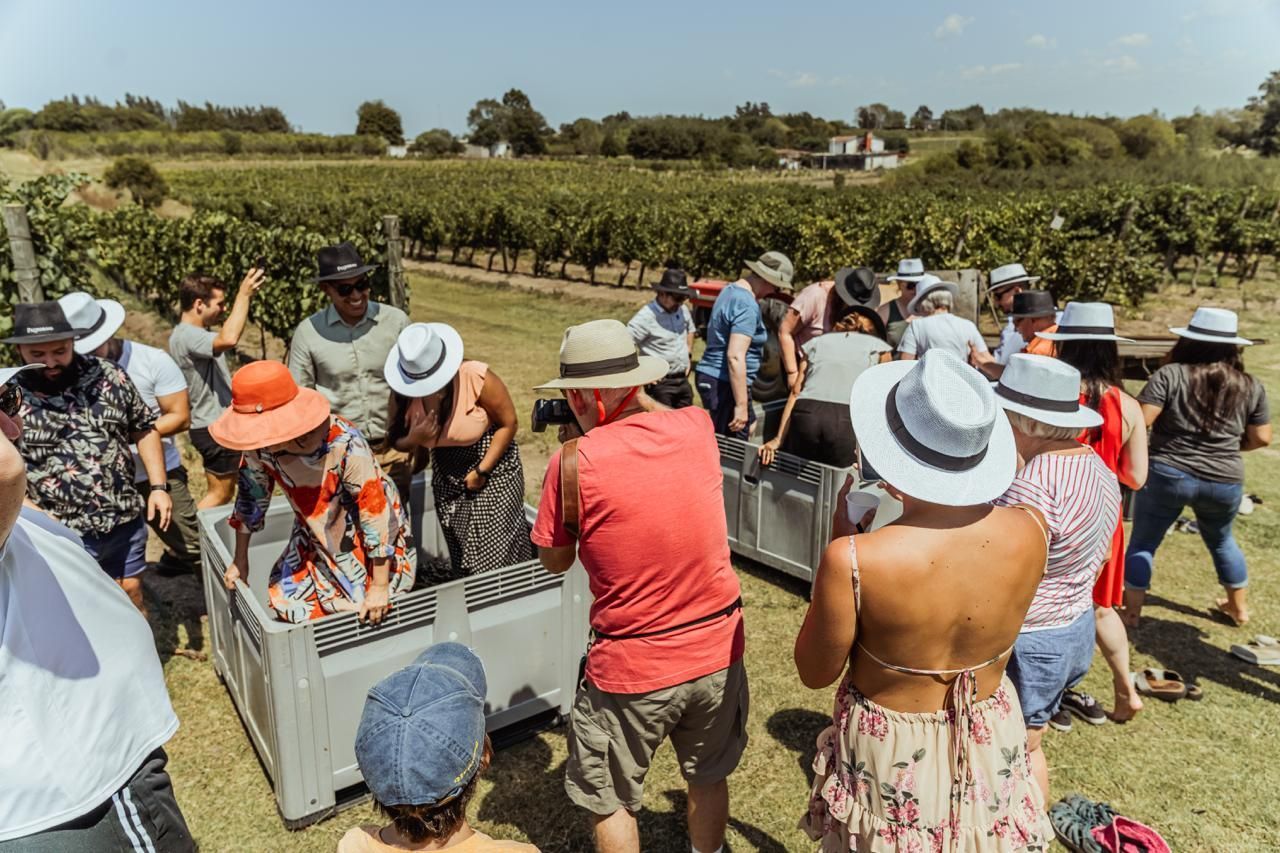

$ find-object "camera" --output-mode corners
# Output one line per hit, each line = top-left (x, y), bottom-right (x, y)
(531, 398), (576, 433)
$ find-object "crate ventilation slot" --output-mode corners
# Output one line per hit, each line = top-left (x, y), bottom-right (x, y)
(233, 592), (263, 652)
(466, 564), (563, 609)
(314, 591), (440, 656)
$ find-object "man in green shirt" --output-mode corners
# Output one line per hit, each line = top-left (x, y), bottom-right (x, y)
(288, 242), (412, 503)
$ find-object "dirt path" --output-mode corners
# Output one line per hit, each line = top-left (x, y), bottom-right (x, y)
(404, 259), (657, 309)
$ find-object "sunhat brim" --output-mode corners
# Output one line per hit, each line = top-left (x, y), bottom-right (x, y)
(907, 280), (959, 316)
(73, 299), (126, 355)
(987, 275), (1040, 294)
(1169, 326), (1252, 347)
(1036, 330), (1135, 343)
(994, 390), (1104, 430)
(0, 364), (43, 386)
(887, 274), (926, 284)
(651, 281), (694, 296)
(383, 323), (466, 398)
(743, 259), (793, 292)
(207, 387), (332, 451)
(0, 329), (82, 345)
(535, 354), (669, 391)
(835, 274), (883, 311)
(849, 360), (1017, 506)
(1009, 310), (1057, 320)
(312, 263), (378, 283)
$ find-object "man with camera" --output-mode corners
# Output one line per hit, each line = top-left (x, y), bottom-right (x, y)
(531, 319), (748, 853)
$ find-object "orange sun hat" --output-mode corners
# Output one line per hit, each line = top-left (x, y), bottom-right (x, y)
(208, 360), (331, 451)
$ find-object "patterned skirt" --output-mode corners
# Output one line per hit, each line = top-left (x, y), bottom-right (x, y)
(427, 428), (534, 584)
(801, 673), (1052, 852)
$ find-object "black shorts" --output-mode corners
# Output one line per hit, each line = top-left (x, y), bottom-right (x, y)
(189, 426), (242, 477)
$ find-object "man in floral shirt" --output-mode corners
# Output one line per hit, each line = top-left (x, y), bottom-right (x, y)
(5, 301), (173, 615)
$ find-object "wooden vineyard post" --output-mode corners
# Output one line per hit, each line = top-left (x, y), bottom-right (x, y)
(383, 214), (407, 311)
(2, 204), (44, 302)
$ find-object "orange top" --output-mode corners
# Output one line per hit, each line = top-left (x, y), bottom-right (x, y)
(1025, 325), (1058, 357)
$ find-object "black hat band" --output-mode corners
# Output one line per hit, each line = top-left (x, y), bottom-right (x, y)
(995, 383), (1079, 413)
(1054, 325), (1116, 336)
(885, 383), (988, 472)
(560, 353), (639, 379)
(399, 345), (449, 381)
(1186, 324), (1238, 339)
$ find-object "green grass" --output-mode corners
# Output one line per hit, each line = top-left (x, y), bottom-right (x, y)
(145, 269), (1280, 851)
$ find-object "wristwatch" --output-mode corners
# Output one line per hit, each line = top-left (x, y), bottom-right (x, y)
(474, 467), (491, 481)
(149, 483), (171, 493)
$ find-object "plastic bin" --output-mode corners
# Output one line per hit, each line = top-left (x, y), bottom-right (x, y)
(197, 474), (590, 829)
(717, 435), (901, 584)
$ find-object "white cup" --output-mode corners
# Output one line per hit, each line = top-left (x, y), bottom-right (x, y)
(845, 490), (880, 527)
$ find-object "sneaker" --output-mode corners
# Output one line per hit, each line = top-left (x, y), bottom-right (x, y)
(1060, 689), (1108, 726)
(1048, 708), (1073, 733)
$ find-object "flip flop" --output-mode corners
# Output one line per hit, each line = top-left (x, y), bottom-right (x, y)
(1231, 635), (1280, 666)
(1131, 669), (1188, 702)
(1050, 794), (1115, 853)
(1142, 668), (1203, 701)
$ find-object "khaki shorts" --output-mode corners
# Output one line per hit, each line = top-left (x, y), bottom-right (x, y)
(565, 660), (749, 815)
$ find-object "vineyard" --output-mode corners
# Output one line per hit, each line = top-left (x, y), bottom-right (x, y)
(3, 161), (1280, 341)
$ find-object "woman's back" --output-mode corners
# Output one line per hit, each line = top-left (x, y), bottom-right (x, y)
(850, 504), (1046, 711)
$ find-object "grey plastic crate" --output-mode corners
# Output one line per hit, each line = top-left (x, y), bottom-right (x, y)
(717, 435), (901, 584)
(197, 474), (590, 829)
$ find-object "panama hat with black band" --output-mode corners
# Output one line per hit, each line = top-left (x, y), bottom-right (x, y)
(743, 251), (795, 293)
(651, 268), (694, 298)
(849, 348), (1017, 506)
(58, 292), (127, 355)
(887, 258), (926, 284)
(1, 301), (86, 345)
(535, 319), (668, 391)
(312, 241), (378, 283)
(834, 266), (882, 311)
(993, 353), (1103, 430)
(905, 274), (959, 317)
(987, 263), (1040, 294)
(1036, 302), (1135, 343)
(1169, 306), (1253, 347)
(384, 322), (466, 398)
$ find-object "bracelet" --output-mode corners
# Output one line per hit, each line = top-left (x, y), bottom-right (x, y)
(474, 467), (491, 480)
(149, 483), (171, 493)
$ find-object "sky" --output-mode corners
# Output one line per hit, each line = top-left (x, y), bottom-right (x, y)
(1, 0), (1277, 137)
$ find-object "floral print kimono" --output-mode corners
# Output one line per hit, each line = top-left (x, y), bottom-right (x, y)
(231, 416), (416, 623)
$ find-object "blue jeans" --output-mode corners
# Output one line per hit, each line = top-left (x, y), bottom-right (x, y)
(1124, 461), (1247, 591)
(694, 374), (755, 440)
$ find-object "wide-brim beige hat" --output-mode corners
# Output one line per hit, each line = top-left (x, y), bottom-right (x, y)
(535, 319), (669, 390)
(743, 251), (795, 293)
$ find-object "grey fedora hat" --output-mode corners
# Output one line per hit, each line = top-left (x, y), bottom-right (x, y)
(834, 266), (881, 310)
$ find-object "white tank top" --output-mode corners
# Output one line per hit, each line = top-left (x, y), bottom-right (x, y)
(0, 509), (178, 841)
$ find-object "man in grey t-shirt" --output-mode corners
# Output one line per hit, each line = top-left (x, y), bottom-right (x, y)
(626, 269), (696, 409)
(169, 269), (264, 509)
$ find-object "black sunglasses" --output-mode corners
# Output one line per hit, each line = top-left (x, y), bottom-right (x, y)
(333, 279), (371, 298)
(0, 383), (22, 419)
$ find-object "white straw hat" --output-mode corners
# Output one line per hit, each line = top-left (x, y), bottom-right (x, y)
(384, 322), (465, 398)
(888, 258), (926, 283)
(58, 292), (126, 355)
(994, 353), (1102, 429)
(1169, 307), (1253, 347)
(849, 348), (1016, 505)
(988, 263), (1041, 294)
(1036, 301), (1134, 343)
(906, 274), (959, 316)
(535, 319), (668, 390)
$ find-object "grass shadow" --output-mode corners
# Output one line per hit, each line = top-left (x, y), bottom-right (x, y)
(145, 570), (208, 665)
(650, 790), (789, 853)
(1143, 592), (1218, 624)
(766, 708), (829, 787)
(476, 735), (589, 851)
(1129, 615), (1280, 704)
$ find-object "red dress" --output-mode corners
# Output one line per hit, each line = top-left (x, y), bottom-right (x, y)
(1079, 386), (1126, 608)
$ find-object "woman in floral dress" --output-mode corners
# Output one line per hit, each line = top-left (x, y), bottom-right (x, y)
(211, 360), (416, 624)
(795, 350), (1053, 851)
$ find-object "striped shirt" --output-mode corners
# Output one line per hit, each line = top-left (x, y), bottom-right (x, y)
(995, 449), (1121, 631)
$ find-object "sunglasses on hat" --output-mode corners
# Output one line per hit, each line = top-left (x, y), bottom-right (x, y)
(333, 279), (372, 298)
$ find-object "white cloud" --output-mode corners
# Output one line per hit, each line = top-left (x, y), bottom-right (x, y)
(1025, 34), (1055, 49)
(768, 69), (821, 88)
(934, 14), (974, 39)
(1101, 55), (1140, 72)
(960, 62), (1023, 79)
(1113, 32), (1150, 47)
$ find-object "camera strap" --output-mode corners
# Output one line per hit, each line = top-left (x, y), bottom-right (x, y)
(560, 438), (581, 538)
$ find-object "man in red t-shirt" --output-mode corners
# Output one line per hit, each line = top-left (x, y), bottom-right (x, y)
(533, 319), (748, 853)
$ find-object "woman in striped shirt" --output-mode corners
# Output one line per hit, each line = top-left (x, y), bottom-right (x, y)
(991, 355), (1122, 802)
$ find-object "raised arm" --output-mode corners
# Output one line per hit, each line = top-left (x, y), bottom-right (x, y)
(212, 268), (266, 354)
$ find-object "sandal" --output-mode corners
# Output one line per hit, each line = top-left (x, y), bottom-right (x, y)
(1142, 668), (1203, 701)
(1050, 794), (1116, 853)
(1231, 635), (1280, 666)
(1131, 669), (1188, 702)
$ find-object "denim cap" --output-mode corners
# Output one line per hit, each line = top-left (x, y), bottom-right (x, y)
(354, 642), (488, 806)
